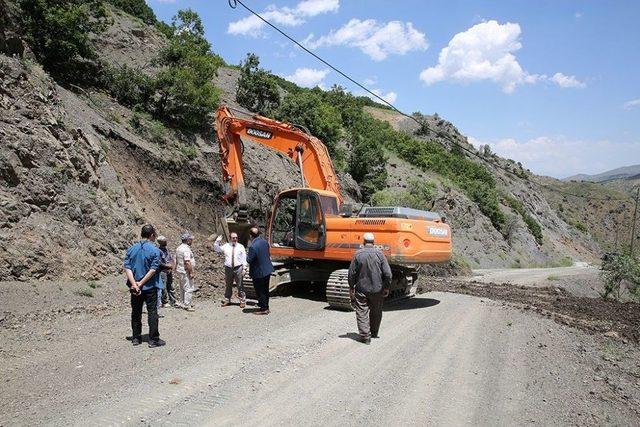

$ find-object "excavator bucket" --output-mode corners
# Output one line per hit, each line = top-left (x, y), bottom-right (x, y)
(226, 218), (252, 246)
(215, 212), (252, 246)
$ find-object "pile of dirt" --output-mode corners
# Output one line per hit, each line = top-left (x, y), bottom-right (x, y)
(427, 278), (640, 343)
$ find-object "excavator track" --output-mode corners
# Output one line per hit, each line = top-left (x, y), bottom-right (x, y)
(326, 269), (353, 311)
(326, 267), (418, 310)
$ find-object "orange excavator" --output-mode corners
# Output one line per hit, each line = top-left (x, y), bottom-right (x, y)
(215, 105), (452, 309)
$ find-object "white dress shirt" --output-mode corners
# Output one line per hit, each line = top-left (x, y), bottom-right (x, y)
(214, 239), (246, 268)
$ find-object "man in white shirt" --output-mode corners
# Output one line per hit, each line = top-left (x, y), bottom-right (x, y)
(214, 232), (247, 308)
(176, 232), (196, 312)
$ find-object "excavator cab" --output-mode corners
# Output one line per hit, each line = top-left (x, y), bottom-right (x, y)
(270, 189), (329, 251)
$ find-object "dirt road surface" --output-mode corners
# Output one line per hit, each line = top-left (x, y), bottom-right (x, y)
(1, 267), (639, 426)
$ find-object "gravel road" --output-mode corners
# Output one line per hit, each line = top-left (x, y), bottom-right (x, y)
(1, 269), (639, 426)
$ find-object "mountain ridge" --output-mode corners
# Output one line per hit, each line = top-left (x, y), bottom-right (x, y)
(564, 164), (640, 183)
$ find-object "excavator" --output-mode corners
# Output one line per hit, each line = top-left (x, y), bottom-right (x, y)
(215, 105), (452, 309)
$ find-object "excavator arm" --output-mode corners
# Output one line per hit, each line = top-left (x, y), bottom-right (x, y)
(215, 105), (343, 221)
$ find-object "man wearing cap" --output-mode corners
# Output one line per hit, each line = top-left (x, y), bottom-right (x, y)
(176, 232), (196, 312)
(124, 224), (165, 348)
(157, 236), (176, 309)
(348, 232), (392, 344)
(214, 232), (247, 308)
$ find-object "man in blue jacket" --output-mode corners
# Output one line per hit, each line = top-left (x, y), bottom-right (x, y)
(247, 227), (274, 315)
(124, 224), (165, 348)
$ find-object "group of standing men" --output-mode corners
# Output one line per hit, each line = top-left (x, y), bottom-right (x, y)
(124, 224), (274, 348)
(213, 228), (273, 314)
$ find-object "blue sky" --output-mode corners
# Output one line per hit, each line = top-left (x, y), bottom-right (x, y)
(148, 0), (640, 178)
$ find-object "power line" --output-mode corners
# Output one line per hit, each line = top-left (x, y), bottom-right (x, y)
(227, 0), (631, 203)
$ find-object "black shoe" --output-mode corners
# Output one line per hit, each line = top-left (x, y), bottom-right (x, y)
(361, 337), (371, 345)
(132, 337), (142, 346)
(371, 334), (379, 338)
(148, 338), (166, 348)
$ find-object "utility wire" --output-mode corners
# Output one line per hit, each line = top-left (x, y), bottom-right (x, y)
(227, 0), (631, 202)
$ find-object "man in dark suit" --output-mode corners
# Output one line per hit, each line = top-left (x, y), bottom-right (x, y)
(247, 227), (274, 315)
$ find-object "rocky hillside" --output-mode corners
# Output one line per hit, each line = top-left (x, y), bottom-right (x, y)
(0, 2), (619, 283)
(365, 109), (602, 268)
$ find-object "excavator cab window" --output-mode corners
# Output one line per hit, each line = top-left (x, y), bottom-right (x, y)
(319, 195), (339, 216)
(295, 190), (326, 251)
(270, 193), (297, 247)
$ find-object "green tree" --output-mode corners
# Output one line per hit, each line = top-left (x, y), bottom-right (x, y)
(152, 8), (222, 130)
(322, 85), (364, 128)
(106, 64), (154, 108)
(371, 178), (436, 210)
(349, 134), (388, 200)
(236, 53), (280, 115)
(107, 0), (156, 24)
(601, 252), (640, 300)
(276, 91), (343, 155)
(19, 0), (107, 82)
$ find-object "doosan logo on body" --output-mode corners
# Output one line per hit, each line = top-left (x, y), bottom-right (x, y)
(428, 227), (448, 237)
(247, 128), (272, 139)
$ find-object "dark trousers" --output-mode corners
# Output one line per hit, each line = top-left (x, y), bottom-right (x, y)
(353, 291), (384, 339)
(131, 289), (159, 342)
(161, 272), (176, 305)
(253, 276), (270, 310)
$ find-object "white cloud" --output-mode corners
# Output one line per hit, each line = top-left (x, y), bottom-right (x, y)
(228, 0), (338, 37)
(470, 135), (640, 178)
(419, 20), (584, 93)
(363, 77), (377, 86)
(295, 0), (339, 17)
(353, 86), (397, 105)
(623, 98), (640, 110)
(228, 6), (303, 36)
(550, 72), (586, 88)
(304, 18), (428, 61)
(284, 68), (330, 88)
(370, 89), (397, 104)
(419, 21), (532, 93)
(575, 11), (583, 19)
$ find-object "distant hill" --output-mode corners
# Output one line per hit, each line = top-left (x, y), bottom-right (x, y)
(564, 164), (640, 182)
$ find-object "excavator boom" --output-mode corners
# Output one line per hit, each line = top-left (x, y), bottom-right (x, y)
(215, 105), (343, 214)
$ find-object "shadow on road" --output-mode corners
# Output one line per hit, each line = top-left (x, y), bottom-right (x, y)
(275, 284), (326, 302)
(383, 298), (440, 312)
(126, 334), (150, 342)
(338, 332), (362, 342)
(273, 284), (441, 313)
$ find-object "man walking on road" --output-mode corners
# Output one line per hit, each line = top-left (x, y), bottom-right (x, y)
(247, 227), (273, 315)
(214, 232), (247, 308)
(348, 232), (392, 344)
(124, 224), (166, 348)
(176, 232), (196, 312)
